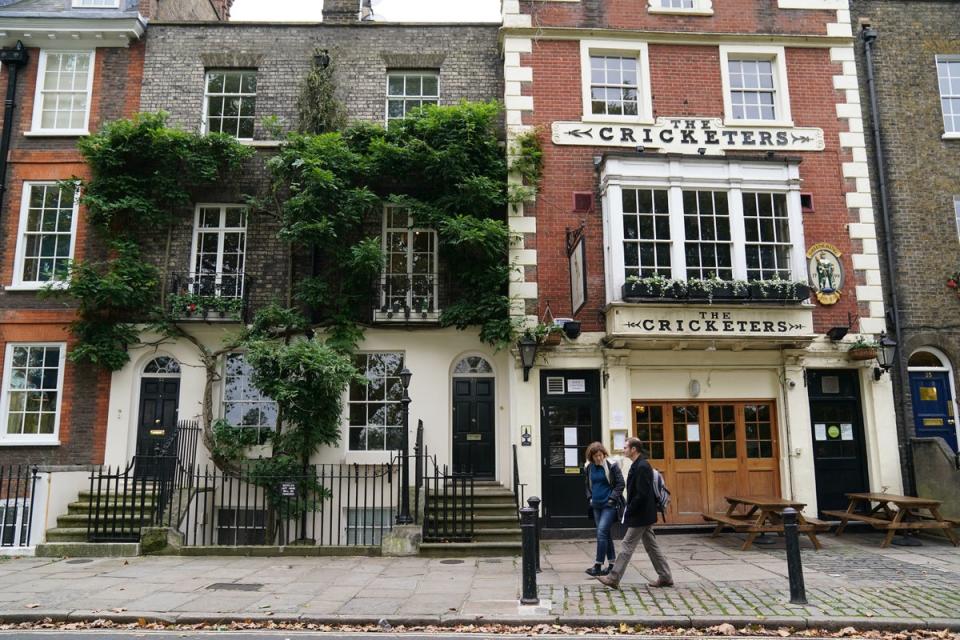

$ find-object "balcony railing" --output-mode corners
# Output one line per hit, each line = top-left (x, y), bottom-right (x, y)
(169, 271), (252, 323)
(373, 272), (447, 323)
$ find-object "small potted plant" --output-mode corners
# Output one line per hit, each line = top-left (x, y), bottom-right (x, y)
(847, 337), (878, 361)
(623, 274), (686, 301)
(947, 270), (960, 296)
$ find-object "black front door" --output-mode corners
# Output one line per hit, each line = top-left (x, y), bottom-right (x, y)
(137, 376), (181, 461)
(540, 370), (601, 528)
(452, 377), (495, 477)
(808, 370), (869, 514)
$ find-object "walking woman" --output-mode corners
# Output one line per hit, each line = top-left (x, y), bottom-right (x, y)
(583, 441), (625, 577)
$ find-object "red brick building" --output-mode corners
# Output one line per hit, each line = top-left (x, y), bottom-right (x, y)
(501, 0), (902, 530)
(0, 0), (229, 470)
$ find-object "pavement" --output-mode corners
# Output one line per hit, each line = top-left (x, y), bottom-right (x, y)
(0, 530), (958, 631)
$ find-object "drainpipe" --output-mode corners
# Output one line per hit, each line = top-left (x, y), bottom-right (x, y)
(0, 41), (28, 218)
(861, 25), (912, 494)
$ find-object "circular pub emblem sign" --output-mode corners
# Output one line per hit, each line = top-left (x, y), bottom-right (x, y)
(806, 242), (843, 306)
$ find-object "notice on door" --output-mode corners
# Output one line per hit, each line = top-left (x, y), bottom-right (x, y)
(687, 423), (701, 442)
(814, 423), (827, 441)
(564, 448), (578, 467)
(567, 379), (586, 393)
(841, 423), (854, 441)
(564, 427), (577, 446)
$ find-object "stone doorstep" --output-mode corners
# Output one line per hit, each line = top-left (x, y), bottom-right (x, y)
(0, 610), (957, 632)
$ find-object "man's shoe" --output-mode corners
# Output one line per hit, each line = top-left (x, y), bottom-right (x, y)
(647, 578), (674, 588)
(600, 564), (614, 576)
(585, 565), (602, 577)
(595, 574), (620, 589)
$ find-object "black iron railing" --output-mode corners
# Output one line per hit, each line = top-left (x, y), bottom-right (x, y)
(178, 462), (398, 547)
(87, 421), (200, 543)
(512, 444), (526, 520)
(373, 272), (449, 323)
(169, 271), (252, 323)
(422, 463), (474, 542)
(0, 465), (39, 548)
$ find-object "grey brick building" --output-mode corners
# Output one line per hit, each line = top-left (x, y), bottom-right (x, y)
(851, 0), (960, 501)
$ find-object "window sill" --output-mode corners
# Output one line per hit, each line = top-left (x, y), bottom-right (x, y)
(943, 133), (960, 140)
(4, 282), (67, 292)
(0, 439), (60, 447)
(240, 140), (282, 148)
(580, 115), (656, 126)
(648, 8), (713, 15)
(724, 119), (795, 129)
(23, 130), (89, 138)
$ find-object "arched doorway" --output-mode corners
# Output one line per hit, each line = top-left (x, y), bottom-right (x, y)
(136, 356), (182, 461)
(451, 355), (496, 478)
(908, 348), (959, 452)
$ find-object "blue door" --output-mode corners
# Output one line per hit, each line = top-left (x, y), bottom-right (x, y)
(909, 371), (958, 452)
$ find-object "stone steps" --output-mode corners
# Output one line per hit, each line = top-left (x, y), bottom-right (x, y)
(419, 541), (521, 557)
(421, 482), (521, 556)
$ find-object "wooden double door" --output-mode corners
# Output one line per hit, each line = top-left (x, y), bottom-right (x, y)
(633, 401), (781, 524)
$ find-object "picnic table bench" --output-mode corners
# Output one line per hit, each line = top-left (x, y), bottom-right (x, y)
(702, 496), (828, 551)
(823, 492), (960, 548)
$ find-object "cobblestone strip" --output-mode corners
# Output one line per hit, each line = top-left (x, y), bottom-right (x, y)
(542, 581), (960, 620)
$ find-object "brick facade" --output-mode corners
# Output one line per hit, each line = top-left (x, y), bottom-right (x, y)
(851, 1), (960, 458)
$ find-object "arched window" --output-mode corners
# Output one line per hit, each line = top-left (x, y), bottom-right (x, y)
(453, 355), (494, 375)
(908, 350), (947, 368)
(143, 356), (181, 376)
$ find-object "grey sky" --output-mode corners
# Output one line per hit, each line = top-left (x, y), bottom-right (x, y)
(230, 0), (501, 22)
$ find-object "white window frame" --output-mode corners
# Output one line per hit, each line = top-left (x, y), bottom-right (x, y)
(601, 156), (806, 303)
(221, 353), (278, 432)
(10, 182), (79, 291)
(648, 0), (713, 15)
(937, 55), (960, 139)
(29, 50), (95, 136)
(0, 343), (66, 446)
(955, 196), (960, 243)
(71, 0), (120, 7)
(201, 69), (257, 140)
(719, 45), (793, 127)
(385, 71), (439, 126)
(375, 206), (439, 322)
(189, 204), (248, 299)
(580, 39), (653, 124)
(346, 352), (405, 453)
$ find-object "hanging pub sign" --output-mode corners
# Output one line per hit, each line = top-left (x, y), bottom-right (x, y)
(806, 242), (843, 306)
(551, 117), (824, 155)
(567, 222), (587, 316)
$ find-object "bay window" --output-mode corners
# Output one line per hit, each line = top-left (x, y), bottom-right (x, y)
(603, 156), (807, 301)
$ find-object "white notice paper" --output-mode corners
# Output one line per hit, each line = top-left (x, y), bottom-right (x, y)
(564, 427), (577, 446)
(687, 423), (700, 442)
(567, 379), (586, 393)
(814, 423), (827, 441)
(612, 410), (626, 429)
(564, 447), (578, 467)
(612, 431), (627, 451)
(841, 423), (854, 441)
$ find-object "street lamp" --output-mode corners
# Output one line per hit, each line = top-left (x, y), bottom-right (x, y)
(874, 332), (897, 381)
(396, 367), (414, 525)
(518, 335), (538, 382)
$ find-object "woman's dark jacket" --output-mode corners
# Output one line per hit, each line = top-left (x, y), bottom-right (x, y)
(623, 456), (658, 528)
(584, 458), (625, 508)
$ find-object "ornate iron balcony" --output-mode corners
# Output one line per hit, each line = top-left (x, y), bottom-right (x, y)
(168, 271), (251, 323)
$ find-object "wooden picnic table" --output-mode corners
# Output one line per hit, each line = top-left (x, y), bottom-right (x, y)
(823, 492), (960, 548)
(702, 495), (828, 551)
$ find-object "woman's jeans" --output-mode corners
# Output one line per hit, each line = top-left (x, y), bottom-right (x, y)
(592, 505), (617, 564)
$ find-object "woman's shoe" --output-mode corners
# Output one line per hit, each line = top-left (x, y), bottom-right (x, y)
(584, 564), (603, 577)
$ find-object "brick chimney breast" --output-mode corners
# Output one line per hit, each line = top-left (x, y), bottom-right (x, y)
(322, 0), (361, 23)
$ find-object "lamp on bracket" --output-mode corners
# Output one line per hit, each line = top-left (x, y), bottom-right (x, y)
(518, 335), (538, 382)
(873, 332), (897, 381)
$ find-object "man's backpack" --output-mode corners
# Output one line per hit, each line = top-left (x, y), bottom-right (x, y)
(651, 468), (671, 520)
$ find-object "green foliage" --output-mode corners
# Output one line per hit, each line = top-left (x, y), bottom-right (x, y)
(208, 418), (264, 465)
(42, 240), (161, 370)
(271, 101), (512, 348)
(297, 53), (347, 134)
(509, 128), (544, 189)
(76, 112), (253, 232)
(243, 325), (363, 458)
(169, 293), (243, 318)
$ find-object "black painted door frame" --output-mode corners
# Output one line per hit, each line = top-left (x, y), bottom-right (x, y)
(452, 376), (496, 478)
(807, 369), (869, 515)
(539, 370), (602, 529)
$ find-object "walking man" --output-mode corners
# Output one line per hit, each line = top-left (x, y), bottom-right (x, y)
(596, 437), (673, 589)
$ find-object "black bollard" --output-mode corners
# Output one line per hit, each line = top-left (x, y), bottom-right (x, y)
(527, 496), (542, 573)
(520, 506), (539, 605)
(782, 507), (807, 604)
